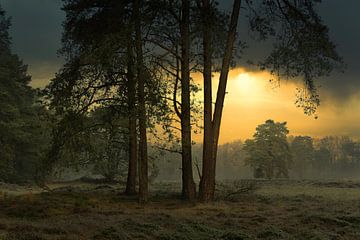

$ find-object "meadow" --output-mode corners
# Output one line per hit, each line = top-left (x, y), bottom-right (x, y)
(0, 180), (359, 240)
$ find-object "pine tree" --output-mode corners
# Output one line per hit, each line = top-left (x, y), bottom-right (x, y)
(0, 5), (48, 182)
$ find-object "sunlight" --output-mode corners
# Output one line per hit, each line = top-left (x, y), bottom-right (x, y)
(230, 71), (266, 104)
(235, 72), (253, 92)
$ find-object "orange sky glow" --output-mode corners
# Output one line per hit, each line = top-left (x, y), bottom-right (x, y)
(192, 68), (360, 144)
(29, 67), (360, 145)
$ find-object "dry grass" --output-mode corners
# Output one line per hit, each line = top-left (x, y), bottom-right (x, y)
(0, 180), (359, 239)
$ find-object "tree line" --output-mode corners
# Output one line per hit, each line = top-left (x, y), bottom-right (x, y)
(0, 0), (343, 203)
(244, 120), (360, 180)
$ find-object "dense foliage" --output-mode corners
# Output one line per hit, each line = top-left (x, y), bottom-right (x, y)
(244, 120), (292, 179)
(243, 120), (360, 179)
(0, 6), (51, 183)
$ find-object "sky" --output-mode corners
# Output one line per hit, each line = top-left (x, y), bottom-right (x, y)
(0, 0), (359, 143)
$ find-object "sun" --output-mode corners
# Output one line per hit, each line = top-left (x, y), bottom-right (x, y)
(232, 72), (266, 101)
(235, 73), (253, 91)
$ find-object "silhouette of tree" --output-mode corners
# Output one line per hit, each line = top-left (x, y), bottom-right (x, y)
(244, 120), (292, 179)
(0, 6), (50, 182)
(198, 0), (343, 201)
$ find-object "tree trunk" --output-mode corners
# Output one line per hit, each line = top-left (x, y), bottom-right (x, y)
(125, 38), (137, 195)
(199, 0), (215, 202)
(212, 0), (242, 164)
(199, 0), (242, 202)
(134, 0), (148, 203)
(180, 0), (196, 201)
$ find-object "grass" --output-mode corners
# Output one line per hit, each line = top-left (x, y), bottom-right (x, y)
(0, 180), (359, 239)
(256, 182), (360, 201)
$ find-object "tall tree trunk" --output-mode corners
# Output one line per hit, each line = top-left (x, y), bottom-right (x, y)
(199, 0), (214, 202)
(180, 0), (196, 201)
(211, 0), (241, 167)
(134, 0), (148, 203)
(125, 38), (137, 195)
(199, 0), (242, 202)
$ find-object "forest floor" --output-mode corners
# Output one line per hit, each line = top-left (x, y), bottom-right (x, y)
(0, 179), (360, 240)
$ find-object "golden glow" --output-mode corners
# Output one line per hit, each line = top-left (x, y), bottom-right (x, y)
(30, 66), (360, 144)
(192, 68), (360, 143)
(236, 73), (252, 93)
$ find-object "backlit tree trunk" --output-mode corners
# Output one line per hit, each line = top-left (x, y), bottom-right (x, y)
(125, 38), (138, 195)
(199, 0), (214, 202)
(134, 0), (148, 203)
(199, 0), (242, 202)
(180, 0), (196, 201)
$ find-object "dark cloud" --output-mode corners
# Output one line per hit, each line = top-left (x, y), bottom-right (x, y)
(317, 1), (360, 101)
(0, 0), (359, 100)
(0, 0), (64, 85)
(219, 0), (360, 102)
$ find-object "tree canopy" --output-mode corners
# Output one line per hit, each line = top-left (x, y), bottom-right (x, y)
(244, 120), (292, 179)
(0, 6), (49, 182)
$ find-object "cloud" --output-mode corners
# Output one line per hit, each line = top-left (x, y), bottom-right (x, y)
(0, 0), (64, 86)
(221, 0), (360, 103)
(1, 0), (359, 99)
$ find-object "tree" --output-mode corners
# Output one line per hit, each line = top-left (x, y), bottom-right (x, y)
(244, 120), (292, 179)
(291, 136), (314, 178)
(0, 5), (50, 183)
(125, 32), (137, 195)
(45, 0), (138, 190)
(312, 147), (331, 176)
(216, 140), (250, 179)
(317, 136), (348, 165)
(134, 0), (148, 203)
(146, 0), (209, 201)
(88, 108), (129, 182)
(341, 139), (360, 165)
(199, 0), (242, 202)
(46, 0), (175, 201)
(198, 0), (343, 201)
(148, 0), (237, 201)
(48, 107), (129, 182)
(176, 0), (196, 201)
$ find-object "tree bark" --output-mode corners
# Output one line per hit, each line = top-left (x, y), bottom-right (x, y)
(134, 0), (148, 203)
(212, 0), (241, 165)
(199, 0), (214, 202)
(199, 0), (242, 202)
(180, 0), (196, 201)
(125, 38), (137, 195)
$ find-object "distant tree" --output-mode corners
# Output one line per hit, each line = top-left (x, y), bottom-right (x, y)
(311, 136), (360, 177)
(291, 136), (314, 178)
(216, 140), (251, 179)
(317, 136), (353, 165)
(336, 137), (360, 167)
(244, 120), (292, 179)
(312, 147), (331, 175)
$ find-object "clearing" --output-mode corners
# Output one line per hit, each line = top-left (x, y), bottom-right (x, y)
(0, 180), (359, 240)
